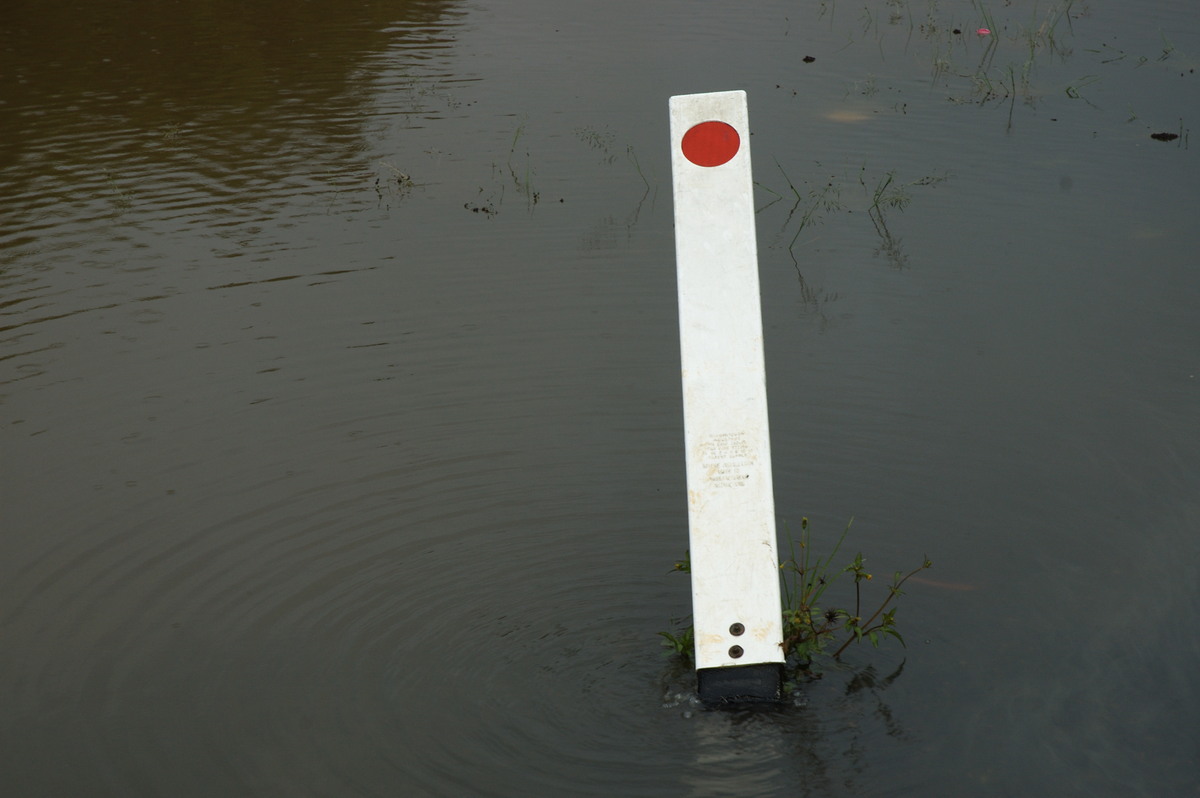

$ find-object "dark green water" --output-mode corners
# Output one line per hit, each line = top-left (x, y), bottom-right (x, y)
(3, 1), (1198, 795)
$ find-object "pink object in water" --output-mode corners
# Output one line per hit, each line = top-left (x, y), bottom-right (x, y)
(976, 27), (991, 35)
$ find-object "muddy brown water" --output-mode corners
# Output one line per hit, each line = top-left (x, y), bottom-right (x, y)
(3, 1), (1198, 795)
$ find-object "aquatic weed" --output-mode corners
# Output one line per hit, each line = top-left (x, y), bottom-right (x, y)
(661, 517), (932, 683)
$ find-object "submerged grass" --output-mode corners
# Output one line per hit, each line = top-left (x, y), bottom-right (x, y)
(768, 160), (950, 270)
(840, 0), (1098, 121)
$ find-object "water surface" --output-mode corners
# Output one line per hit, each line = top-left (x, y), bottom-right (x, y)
(3, 0), (1198, 795)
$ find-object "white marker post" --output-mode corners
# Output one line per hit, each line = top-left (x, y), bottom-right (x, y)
(669, 90), (784, 703)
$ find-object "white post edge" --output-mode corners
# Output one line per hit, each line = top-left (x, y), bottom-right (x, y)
(669, 89), (784, 702)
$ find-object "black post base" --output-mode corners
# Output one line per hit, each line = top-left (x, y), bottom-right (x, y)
(696, 663), (783, 705)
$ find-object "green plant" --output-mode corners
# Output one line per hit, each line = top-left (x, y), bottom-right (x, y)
(770, 161), (947, 271)
(658, 551), (695, 656)
(913, 0), (1092, 118)
(661, 518), (932, 681)
(774, 159), (846, 262)
(626, 145), (651, 192)
(658, 625), (694, 658)
(506, 120), (539, 208)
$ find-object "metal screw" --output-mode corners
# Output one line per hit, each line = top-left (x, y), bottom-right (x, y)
(729, 623), (745, 636)
(728, 645), (744, 658)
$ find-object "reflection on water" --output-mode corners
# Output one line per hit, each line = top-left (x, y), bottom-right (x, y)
(1, 0), (470, 369)
(3, 0), (1199, 795)
(662, 660), (912, 798)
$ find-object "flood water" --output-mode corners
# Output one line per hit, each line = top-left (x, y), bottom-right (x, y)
(3, 0), (1198, 795)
